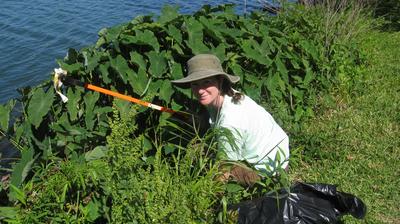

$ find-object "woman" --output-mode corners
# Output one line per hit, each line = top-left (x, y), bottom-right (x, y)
(171, 54), (289, 185)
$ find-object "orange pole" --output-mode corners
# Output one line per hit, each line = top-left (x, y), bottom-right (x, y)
(84, 83), (176, 114)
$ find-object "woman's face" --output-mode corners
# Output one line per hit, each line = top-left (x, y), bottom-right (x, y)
(191, 77), (223, 108)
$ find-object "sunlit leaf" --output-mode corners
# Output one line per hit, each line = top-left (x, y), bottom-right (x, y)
(303, 68), (314, 87)
(219, 27), (243, 39)
(275, 56), (288, 82)
(98, 25), (124, 42)
(241, 39), (272, 66)
(130, 51), (147, 69)
(8, 184), (26, 205)
(98, 63), (112, 84)
(0, 207), (18, 219)
(147, 51), (167, 78)
(300, 39), (318, 59)
(166, 24), (183, 43)
(83, 50), (101, 72)
(129, 68), (149, 96)
(159, 81), (173, 102)
(10, 148), (36, 187)
(120, 30), (160, 52)
(198, 16), (224, 43)
(57, 60), (83, 74)
(226, 183), (244, 193)
(163, 144), (176, 155)
(158, 5), (180, 24)
(84, 91), (100, 130)
(148, 79), (163, 95)
(170, 62), (183, 80)
(184, 17), (209, 54)
(109, 54), (134, 84)
(0, 99), (15, 131)
(27, 88), (54, 128)
(85, 146), (108, 161)
(66, 88), (82, 122)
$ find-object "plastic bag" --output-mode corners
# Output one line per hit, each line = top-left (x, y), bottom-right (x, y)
(229, 182), (366, 224)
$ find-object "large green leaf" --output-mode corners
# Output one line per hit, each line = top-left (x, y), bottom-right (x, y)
(184, 17), (209, 54)
(299, 39), (318, 60)
(275, 56), (288, 81)
(265, 72), (283, 99)
(0, 99), (15, 131)
(219, 27), (244, 39)
(129, 68), (149, 96)
(98, 63), (112, 84)
(166, 24), (183, 44)
(130, 51), (147, 69)
(83, 50), (101, 72)
(85, 146), (108, 161)
(10, 147), (36, 187)
(66, 88), (82, 122)
(226, 183), (244, 193)
(120, 30), (160, 52)
(198, 16), (224, 43)
(27, 88), (55, 128)
(109, 54), (135, 84)
(57, 60), (83, 74)
(241, 39), (272, 67)
(159, 81), (173, 102)
(170, 62), (183, 80)
(147, 51), (167, 78)
(84, 91), (100, 130)
(0, 207), (18, 219)
(302, 68), (315, 88)
(158, 5), (180, 24)
(98, 25), (124, 43)
(8, 184), (26, 205)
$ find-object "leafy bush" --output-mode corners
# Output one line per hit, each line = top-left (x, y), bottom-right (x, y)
(1, 4), (348, 160)
(0, 3), (369, 222)
(107, 104), (222, 223)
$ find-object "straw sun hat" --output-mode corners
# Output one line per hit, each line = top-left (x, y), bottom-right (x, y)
(171, 54), (240, 88)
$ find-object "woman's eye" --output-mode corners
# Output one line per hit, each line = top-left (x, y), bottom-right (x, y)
(203, 80), (212, 85)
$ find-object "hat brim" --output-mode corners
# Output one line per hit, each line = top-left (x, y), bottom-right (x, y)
(171, 70), (240, 89)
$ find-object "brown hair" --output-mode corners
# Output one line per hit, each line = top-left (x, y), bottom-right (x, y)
(220, 76), (244, 104)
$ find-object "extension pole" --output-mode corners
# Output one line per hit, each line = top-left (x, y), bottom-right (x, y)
(62, 76), (179, 115)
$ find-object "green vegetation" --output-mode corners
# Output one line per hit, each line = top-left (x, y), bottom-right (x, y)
(0, 1), (398, 223)
(290, 30), (400, 223)
(373, 0), (400, 31)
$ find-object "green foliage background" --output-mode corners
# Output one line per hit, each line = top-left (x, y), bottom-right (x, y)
(373, 0), (400, 30)
(0, 3), (368, 223)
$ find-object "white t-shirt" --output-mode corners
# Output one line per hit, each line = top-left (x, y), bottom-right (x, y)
(209, 94), (289, 173)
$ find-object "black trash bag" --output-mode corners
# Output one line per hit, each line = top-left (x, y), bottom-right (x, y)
(229, 182), (366, 224)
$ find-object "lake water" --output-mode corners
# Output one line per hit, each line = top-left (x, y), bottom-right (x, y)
(0, 0), (266, 104)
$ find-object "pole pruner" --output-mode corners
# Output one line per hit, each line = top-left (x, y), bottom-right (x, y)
(53, 68), (190, 118)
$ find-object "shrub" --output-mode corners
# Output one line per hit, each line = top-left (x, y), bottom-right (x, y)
(0, 3), (369, 222)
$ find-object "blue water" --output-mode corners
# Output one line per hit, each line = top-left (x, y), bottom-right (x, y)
(0, 0), (265, 104)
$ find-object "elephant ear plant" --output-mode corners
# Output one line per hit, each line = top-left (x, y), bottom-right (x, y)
(0, 4), (363, 223)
